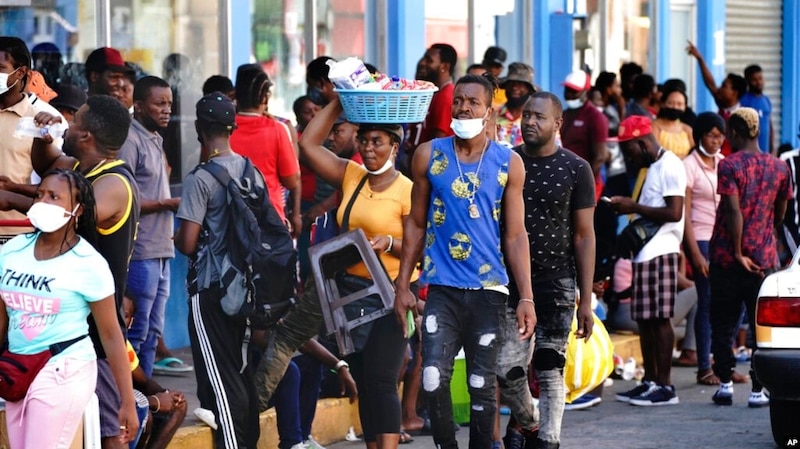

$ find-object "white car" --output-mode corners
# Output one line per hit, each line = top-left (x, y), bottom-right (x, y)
(754, 251), (800, 447)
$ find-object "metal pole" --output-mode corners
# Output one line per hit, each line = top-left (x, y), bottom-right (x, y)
(219, 0), (231, 77)
(523, 0), (533, 64)
(468, 0), (476, 65)
(96, 0), (110, 47)
(305, 0), (318, 63)
(599, 0), (607, 72)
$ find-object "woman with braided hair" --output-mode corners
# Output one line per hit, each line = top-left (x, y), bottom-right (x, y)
(0, 169), (138, 447)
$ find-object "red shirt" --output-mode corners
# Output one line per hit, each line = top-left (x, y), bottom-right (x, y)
(230, 115), (299, 221)
(559, 101), (609, 169)
(407, 82), (455, 149)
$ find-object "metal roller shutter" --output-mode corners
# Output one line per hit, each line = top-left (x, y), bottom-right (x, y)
(726, 0), (783, 147)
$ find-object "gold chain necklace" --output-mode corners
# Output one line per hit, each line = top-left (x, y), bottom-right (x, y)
(453, 139), (488, 219)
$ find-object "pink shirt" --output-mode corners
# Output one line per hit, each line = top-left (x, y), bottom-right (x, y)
(683, 150), (722, 241)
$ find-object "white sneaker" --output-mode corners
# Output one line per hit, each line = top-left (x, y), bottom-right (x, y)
(304, 436), (327, 449)
(748, 391), (769, 408)
(193, 407), (218, 430)
(289, 443), (309, 449)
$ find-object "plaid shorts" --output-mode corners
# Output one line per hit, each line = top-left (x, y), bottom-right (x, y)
(631, 252), (679, 320)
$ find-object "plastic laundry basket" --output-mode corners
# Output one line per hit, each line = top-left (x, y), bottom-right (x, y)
(337, 88), (438, 124)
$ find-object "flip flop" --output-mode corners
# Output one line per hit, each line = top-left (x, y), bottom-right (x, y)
(153, 357), (194, 375)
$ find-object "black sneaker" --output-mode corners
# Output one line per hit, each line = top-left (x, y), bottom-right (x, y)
(615, 381), (653, 403)
(629, 384), (679, 406)
(504, 428), (525, 449)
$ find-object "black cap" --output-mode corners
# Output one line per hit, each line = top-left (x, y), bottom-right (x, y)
(50, 84), (88, 112)
(196, 92), (237, 130)
(482, 46), (507, 67)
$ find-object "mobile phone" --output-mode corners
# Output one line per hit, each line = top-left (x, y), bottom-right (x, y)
(600, 196), (612, 203)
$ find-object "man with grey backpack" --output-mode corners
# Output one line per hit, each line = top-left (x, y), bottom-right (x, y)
(175, 92), (322, 448)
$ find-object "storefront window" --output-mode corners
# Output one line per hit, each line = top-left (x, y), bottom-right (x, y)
(252, 0), (366, 120)
(0, 1), (96, 89)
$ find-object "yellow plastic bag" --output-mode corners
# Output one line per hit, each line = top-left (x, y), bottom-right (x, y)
(564, 311), (614, 403)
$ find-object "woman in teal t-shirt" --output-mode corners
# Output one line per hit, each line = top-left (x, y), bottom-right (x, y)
(0, 169), (138, 447)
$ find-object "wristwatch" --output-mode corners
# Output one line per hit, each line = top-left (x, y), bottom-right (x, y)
(335, 360), (349, 371)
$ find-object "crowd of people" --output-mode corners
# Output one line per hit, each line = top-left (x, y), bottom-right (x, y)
(0, 32), (798, 449)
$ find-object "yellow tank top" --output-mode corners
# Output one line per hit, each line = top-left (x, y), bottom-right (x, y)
(658, 129), (692, 159)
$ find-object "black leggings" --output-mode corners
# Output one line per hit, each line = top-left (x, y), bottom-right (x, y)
(346, 313), (407, 442)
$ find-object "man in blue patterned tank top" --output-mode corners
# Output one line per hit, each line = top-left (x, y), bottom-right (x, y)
(395, 74), (535, 449)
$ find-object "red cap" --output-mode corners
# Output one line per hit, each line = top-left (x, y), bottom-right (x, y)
(561, 70), (591, 92)
(85, 47), (133, 73)
(617, 115), (653, 142)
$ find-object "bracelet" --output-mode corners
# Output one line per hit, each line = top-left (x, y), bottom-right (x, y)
(335, 359), (349, 371)
(518, 298), (534, 305)
(150, 394), (161, 413)
(385, 235), (394, 253)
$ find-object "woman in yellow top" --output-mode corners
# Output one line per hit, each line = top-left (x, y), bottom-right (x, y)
(299, 95), (417, 449)
(652, 86), (694, 158)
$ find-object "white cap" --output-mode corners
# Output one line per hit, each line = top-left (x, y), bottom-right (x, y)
(562, 70), (590, 92)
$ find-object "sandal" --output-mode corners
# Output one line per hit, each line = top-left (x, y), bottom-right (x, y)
(399, 431), (414, 444)
(697, 369), (720, 385)
(153, 357), (194, 375)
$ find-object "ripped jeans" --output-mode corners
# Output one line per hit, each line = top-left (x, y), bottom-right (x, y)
(531, 277), (576, 449)
(421, 285), (506, 449)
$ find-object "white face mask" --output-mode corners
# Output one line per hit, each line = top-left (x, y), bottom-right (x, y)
(564, 98), (584, 110)
(450, 114), (487, 140)
(366, 157), (394, 175)
(27, 202), (79, 233)
(696, 144), (719, 158)
(0, 68), (20, 96)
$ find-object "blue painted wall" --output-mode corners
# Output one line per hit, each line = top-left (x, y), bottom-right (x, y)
(386, 0), (426, 79)
(694, 1), (726, 114)
(782, 0), (800, 148)
(229, 0), (252, 78)
(532, 0), (572, 94)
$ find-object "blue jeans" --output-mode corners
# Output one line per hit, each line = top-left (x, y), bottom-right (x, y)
(293, 354), (324, 438)
(127, 258), (170, 378)
(269, 361), (303, 449)
(421, 285), (506, 449)
(531, 277), (576, 449)
(694, 241), (712, 371)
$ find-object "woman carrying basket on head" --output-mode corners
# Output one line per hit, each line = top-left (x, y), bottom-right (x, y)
(299, 91), (418, 449)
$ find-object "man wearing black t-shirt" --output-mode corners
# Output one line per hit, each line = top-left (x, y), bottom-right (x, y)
(500, 91), (596, 449)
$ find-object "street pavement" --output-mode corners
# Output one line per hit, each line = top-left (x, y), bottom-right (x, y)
(326, 364), (775, 449)
(154, 348), (775, 449)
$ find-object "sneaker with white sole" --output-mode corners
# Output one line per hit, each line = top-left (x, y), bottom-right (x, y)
(748, 390), (770, 408)
(629, 384), (679, 406)
(193, 407), (218, 430)
(615, 381), (653, 403)
(564, 394), (602, 410)
(304, 436), (327, 449)
(712, 382), (733, 406)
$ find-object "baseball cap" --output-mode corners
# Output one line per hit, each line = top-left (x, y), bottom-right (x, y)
(617, 115), (653, 142)
(562, 70), (591, 92)
(482, 46), (507, 67)
(357, 123), (404, 143)
(196, 92), (237, 130)
(500, 62), (535, 91)
(31, 42), (61, 55)
(85, 47), (134, 74)
(50, 83), (88, 112)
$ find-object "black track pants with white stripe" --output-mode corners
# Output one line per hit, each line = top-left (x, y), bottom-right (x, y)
(189, 291), (260, 449)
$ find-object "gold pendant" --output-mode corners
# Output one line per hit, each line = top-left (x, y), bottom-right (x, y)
(469, 203), (480, 219)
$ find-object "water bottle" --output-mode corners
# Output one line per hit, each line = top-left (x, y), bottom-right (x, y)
(390, 76), (402, 90)
(14, 116), (68, 139)
(613, 354), (624, 377)
(621, 357), (637, 381)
